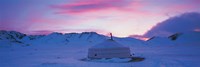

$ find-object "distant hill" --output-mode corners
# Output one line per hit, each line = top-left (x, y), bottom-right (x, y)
(146, 31), (200, 45)
(0, 30), (145, 47)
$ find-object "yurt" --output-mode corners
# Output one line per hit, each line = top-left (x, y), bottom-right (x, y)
(88, 33), (132, 59)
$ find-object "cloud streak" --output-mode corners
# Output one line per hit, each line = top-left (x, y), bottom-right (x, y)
(50, 0), (133, 14)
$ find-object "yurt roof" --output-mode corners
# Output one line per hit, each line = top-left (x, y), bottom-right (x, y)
(91, 39), (126, 49)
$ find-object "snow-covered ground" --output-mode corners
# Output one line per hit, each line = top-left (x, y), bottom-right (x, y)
(1, 42), (200, 67)
(0, 31), (200, 67)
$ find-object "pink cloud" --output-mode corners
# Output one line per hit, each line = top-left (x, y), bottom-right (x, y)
(129, 35), (149, 41)
(26, 10), (82, 26)
(194, 28), (200, 32)
(50, 0), (134, 14)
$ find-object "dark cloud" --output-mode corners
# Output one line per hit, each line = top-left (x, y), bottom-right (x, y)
(144, 12), (200, 37)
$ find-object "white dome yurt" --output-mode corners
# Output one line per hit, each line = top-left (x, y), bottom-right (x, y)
(88, 33), (132, 59)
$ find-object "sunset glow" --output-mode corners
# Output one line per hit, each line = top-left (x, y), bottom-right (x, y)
(1, 0), (200, 37)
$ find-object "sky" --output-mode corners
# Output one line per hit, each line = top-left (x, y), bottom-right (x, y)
(0, 0), (200, 37)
